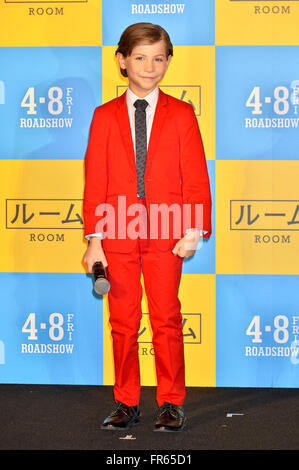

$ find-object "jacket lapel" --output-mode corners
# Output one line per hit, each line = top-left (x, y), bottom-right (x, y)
(146, 89), (168, 172)
(116, 91), (136, 172)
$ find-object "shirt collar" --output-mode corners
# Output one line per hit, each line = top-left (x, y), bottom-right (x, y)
(126, 86), (159, 111)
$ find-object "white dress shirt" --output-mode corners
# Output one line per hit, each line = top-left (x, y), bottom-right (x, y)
(86, 86), (207, 240)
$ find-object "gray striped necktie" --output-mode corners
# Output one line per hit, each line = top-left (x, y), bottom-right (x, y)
(134, 99), (149, 198)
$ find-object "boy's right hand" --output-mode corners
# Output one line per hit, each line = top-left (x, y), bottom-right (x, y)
(83, 237), (108, 273)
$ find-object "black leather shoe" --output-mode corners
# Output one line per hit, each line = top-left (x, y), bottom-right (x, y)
(154, 402), (186, 432)
(101, 402), (140, 431)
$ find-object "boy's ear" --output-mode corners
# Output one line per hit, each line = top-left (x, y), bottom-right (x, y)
(116, 52), (127, 72)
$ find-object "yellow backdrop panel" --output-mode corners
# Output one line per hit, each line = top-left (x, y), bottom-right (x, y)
(0, 0), (101, 46)
(216, 160), (299, 274)
(216, 0), (299, 45)
(0, 160), (87, 272)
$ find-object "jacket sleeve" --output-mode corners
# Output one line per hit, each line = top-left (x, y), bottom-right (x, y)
(178, 103), (212, 238)
(83, 107), (109, 237)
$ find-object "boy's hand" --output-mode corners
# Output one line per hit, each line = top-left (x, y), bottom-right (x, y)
(83, 237), (108, 273)
(172, 230), (202, 258)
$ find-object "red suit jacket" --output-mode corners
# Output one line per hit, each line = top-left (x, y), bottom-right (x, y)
(83, 88), (212, 253)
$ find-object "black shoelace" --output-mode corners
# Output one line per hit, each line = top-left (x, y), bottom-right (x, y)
(112, 402), (138, 417)
(159, 402), (180, 418)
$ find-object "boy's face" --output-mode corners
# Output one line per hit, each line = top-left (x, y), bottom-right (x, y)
(117, 40), (172, 97)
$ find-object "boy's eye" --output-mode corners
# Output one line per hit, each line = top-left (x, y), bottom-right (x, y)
(135, 57), (164, 62)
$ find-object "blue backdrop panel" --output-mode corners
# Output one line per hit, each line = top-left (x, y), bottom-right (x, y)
(102, 0), (215, 46)
(0, 46), (101, 159)
(0, 273), (102, 385)
(182, 160), (215, 275)
(216, 46), (299, 160)
(216, 274), (299, 387)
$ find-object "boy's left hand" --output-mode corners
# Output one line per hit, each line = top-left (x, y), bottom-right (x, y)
(172, 229), (202, 258)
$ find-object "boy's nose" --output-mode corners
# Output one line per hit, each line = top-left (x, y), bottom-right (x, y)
(144, 60), (154, 72)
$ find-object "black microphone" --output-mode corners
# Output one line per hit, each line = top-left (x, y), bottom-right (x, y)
(92, 261), (110, 295)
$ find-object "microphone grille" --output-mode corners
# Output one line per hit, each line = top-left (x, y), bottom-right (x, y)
(94, 277), (110, 295)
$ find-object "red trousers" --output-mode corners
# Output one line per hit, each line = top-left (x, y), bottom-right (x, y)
(105, 197), (185, 407)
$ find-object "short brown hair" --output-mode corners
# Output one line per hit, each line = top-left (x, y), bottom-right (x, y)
(115, 22), (173, 77)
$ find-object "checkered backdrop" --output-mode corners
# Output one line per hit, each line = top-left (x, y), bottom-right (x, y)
(1, 0), (299, 388)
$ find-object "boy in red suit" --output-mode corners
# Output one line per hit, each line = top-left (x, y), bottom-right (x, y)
(83, 23), (212, 432)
